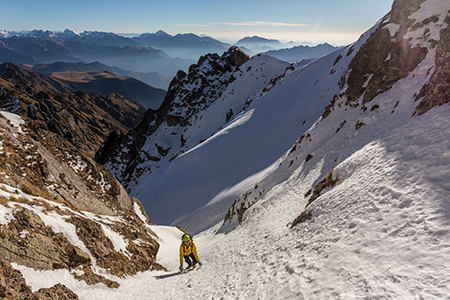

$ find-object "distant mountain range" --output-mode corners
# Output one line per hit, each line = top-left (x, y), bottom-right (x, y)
(50, 70), (166, 110)
(1, 29), (340, 62)
(236, 36), (296, 53)
(133, 31), (230, 59)
(1, 29), (142, 47)
(264, 43), (343, 62)
(0, 31), (194, 89)
(1, 28), (341, 106)
(0, 62), (163, 110)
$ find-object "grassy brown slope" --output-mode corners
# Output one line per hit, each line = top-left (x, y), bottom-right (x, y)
(51, 70), (166, 109)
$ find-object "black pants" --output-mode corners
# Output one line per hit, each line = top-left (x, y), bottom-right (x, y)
(184, 253), (198, 266)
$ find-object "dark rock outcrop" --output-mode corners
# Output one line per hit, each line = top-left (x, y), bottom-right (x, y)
(0, 259), (79, 300)
(415, 14), (450, 114)
(345, 9), (428, 105)
(320, 0), (431, 120)
(390, 0), (425, 25)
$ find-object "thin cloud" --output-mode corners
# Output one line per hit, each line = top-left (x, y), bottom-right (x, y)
(173, 21), (312, 28)
(213, 21), (312, 27)
(174, 24), (210, 27)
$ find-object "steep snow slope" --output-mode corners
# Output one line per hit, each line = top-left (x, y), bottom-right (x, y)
(103, 49), (288, 188)
(14, 102), (450, 298)
(131, 28), (375, 234)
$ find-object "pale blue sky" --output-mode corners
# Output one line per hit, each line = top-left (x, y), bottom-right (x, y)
(2, 0), (394, 45)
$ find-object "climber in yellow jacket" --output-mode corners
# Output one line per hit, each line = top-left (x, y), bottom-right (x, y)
(179, 233), (201, 271)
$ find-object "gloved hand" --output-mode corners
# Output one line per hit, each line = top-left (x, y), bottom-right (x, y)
(198, 260), (202, 266)
(179, 265), (183, 272)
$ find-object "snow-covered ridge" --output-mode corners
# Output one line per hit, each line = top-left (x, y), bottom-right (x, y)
(58, 28), (81, 39)
(0, 28), (125, 41)
(221, 0), (450, 232)
(103, 47), (294, 191)
(127, 43), (351, 233)
(0, 30), (15, 38)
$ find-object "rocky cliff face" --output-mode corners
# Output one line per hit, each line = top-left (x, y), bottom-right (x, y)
(0, 64), (165, 297)
(0, 110), (165, 295)
(332, 0), (431, 110)
(415, 13), (450, 114)
(97, 47), (251, 189)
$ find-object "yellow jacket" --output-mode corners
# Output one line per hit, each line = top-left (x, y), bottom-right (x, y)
(179, 241), (199, 264)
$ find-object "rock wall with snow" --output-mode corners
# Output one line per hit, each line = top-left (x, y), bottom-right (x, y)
(220, 0), (450, 232)
(0, 259), (79, 299)
(415, 11), (450, 113)
(0, 63), (168, 295)
(0, 108), (165, 294)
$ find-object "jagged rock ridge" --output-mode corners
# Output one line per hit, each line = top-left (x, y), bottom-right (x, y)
(96, 47), (253, 188)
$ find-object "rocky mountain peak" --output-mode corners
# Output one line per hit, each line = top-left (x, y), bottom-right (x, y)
(186, 46), (250, 76)
(96, 47), (251, 189)
(221, 46), (251, 67)
(59, 28), (81, 39)
(156, 47), (249, 129)
(155, 30), (171, 37)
